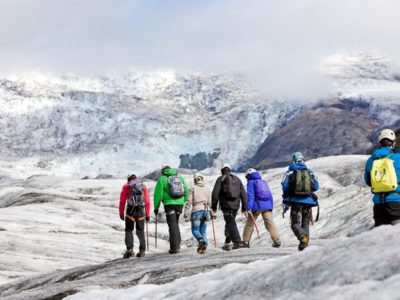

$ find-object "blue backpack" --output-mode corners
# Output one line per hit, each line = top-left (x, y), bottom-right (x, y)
(254, 179), (272, 200)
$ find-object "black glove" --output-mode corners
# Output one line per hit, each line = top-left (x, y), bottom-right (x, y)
(154, 209), (159, 216)
(120, 215), (124, 221)
(145, 216), (150, 222)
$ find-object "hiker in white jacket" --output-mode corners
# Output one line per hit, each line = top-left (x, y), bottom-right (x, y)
(184, 173), (212, 254)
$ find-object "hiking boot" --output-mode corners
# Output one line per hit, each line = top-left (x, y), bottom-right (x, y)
(242, 241), (250, 248)
(272, 239), (281, 248)
(232, 241), (246, 250)
(123, 249), (134, 259)
(221, 243), (232, 251)
(169, 249), (180, 254)
(298, 235), (309, 251)
(197, 239), (207, 254)
(136, 250), (145, 258)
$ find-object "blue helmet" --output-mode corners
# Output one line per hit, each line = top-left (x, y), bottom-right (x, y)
(292, 152), (304, 163)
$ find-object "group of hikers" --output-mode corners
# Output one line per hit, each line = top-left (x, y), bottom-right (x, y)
(119, 128), (400, 258)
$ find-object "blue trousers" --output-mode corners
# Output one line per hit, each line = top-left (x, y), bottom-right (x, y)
(191, 210), (210, 246)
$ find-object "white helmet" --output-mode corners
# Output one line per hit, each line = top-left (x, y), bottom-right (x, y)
(378, 129), (396, 142)
(221, 163), (231, 170)
(245, 168), (257, 177)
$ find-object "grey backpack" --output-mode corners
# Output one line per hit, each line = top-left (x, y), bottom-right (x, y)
(167, 175), (185, 198)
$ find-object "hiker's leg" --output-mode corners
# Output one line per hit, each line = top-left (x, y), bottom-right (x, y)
(386, 202), (400, 226)
(191, 211), (203, 241)
(135, 219), (146, 251)
(165, 206), (179, 251)
(373, 204), (386, 227)
(242, 212), (257, 243)
(200, 214), (209, 246)
(223, 209), (241, 243)
(290, 204), (304, 240)
(262, 210), (280, 241)
(301, 206), (311, 238)
(224, 225), (231, 244)
(125, 217), (134, 250)
(201, 210), (210, 245)
(175, 205), (183, 248)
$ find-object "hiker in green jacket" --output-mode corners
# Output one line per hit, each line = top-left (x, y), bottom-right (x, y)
(154, 166), (190, 254)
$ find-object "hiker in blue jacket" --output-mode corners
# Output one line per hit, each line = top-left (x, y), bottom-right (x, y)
(242, 168), (281, 248)
(364, 129), (400, 226)
(281, 152), (319, 251)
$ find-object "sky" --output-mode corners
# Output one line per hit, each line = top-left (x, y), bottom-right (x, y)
(1, 0), (400, 98)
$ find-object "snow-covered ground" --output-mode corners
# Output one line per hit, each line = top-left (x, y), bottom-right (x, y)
(2, 155), (396, 300)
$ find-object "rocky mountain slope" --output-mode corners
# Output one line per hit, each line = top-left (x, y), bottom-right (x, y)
(244, 52), (400, 169)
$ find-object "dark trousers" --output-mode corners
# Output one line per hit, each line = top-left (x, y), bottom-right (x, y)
(165, 205), (183, 251)
(223, 209), (241, 243)
(125, 217), (145, 251)
(290, 203), (311, 240)
(373, 202), (400, 226)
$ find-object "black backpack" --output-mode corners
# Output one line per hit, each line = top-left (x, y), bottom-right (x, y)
(127, 180), (145, 218)
(221, 174), (241, 200)
(289, 169), (312, 196)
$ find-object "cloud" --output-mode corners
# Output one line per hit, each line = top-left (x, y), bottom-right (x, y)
(1, 0), (399, 99)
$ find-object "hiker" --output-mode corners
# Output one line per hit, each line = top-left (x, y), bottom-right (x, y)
(364, 129), (400, 226)
(184, 173), (212, 254)
(119, 174), (151, 258)
(212, 163), (247, 250)
(154, 166), (189, 254)
(281, 152), (319, 251)
(242, 168), (281, 248)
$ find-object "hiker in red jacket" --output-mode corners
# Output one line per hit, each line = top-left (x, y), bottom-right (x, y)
(119, 174), (151, 258)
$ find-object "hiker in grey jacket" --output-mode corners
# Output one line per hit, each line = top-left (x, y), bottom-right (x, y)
(184, 173), (212, 254)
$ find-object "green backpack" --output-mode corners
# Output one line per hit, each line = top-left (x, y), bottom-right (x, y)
(290, 169), (312, 196)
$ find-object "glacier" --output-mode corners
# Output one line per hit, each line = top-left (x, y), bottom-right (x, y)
(1, 155), (399, 300)
(0, 71), (298, 178)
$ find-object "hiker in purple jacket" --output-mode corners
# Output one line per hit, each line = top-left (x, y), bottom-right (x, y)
(242, 168), (281, 248)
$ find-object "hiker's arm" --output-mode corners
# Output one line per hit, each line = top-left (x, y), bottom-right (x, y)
(310, 170), (320, 192)
(119, 185), (129, 217)
(211, 178), (221, 211)
(153, 178), (163, 210)
(181, 176), (190, 202)
(281, 171), (290, 193)
(184, 187), (194, 217)
(364, 157), (373, 187)
(240, 181), (247, 210)
(143, 185), (151, 218)
(246, 181), (254, 211)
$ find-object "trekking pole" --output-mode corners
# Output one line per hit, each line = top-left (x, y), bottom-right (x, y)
(146, 219), (150, 251)
(247, 211), (261, 239)
(155, 214), (158, 249)
(310, 209), (314, 226)
(211, 212), (217, 247)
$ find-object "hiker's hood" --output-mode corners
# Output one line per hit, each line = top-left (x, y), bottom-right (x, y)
(195, 180), (205, 187)
(288, 162), (308, 171)
(247, 171), (262, 181)
(162, 168), (177, 176)
(372, 147), (394, 159)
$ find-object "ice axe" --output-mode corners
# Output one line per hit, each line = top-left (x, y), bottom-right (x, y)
(146, 218), (150, 251)
(247, 211), (260, 239)
(210, 211), (217, 247)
